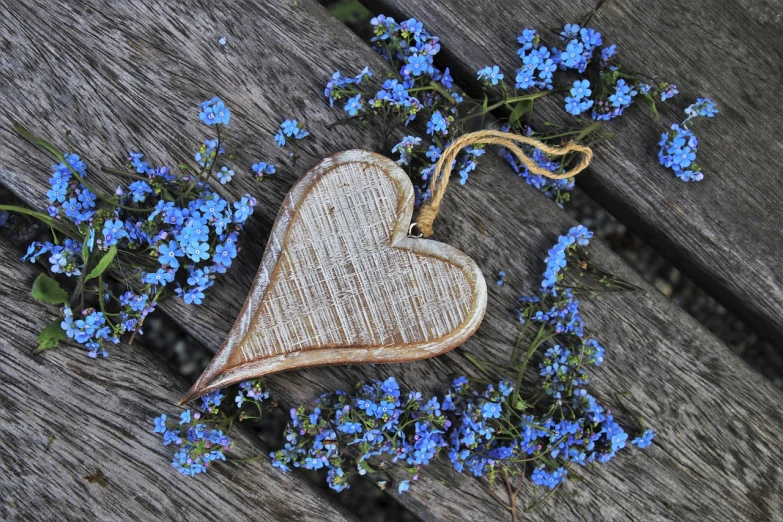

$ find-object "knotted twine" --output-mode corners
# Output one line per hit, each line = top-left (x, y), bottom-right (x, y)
(415, 130), (594, 237)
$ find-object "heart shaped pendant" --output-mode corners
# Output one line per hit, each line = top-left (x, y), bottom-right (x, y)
(182, 150), (486, 402)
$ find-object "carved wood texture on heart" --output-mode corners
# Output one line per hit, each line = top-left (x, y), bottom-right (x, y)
(183, 150), (486, 403)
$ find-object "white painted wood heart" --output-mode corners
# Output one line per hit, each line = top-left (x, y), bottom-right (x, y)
(182, 150), (486, 402)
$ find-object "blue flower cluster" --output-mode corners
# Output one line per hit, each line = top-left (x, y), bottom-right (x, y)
(323, 17), (694, 206)
(426, 110), (449, 136)
(541, 225), (593, 295)
(24, 238), (84, 277)
(391, 135), (422, 166)
(522, 289), (585, 338)
(42, 154), (95, 225)
(632, 428), (656, 448)
(498, 125), (575, 201)
(324, 16), (490, 191)
(153, 407), (231, 475)
(199, 97), (232, 126)
(514, 23), (672, 123)
(252, 161), (276, 180)
(477, 65), (504, 86)
(235, 380), (270, 407)
(21, 97), (257, 358)
(684, 97), (719, 119)
(564, 79), (594, 116)
(593, 79), (639, 121)
(154, 381), (268, 476)
(515, 28), (556, 90)
(539, 340), (605, 399)
(60, 306), (116, 358)
(555, 23), (603, 73)
(271, 360), (648, 496)
(275, 119), (310, 147)
(271, 376), (448, 492)
(159, 228), (652, 506)
(658, 98), (719, 182)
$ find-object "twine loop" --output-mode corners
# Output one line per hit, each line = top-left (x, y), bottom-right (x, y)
(416, 130), (593, 237)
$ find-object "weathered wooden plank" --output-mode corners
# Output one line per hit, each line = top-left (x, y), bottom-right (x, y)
(0, 236), (356, 522)
(360, 0), (783, 344)
(1, 0), (783, 520)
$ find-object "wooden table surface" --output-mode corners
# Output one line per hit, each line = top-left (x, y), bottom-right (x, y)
(1, 0), (782, 520)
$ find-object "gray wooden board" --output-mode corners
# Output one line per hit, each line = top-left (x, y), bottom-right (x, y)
(1, 0), (782, 520)
(0, 236), (355, 522)
(360, 0), (783, 345)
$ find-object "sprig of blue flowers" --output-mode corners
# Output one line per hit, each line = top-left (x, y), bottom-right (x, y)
(658, 98), (719, 182)
(159, 227), (653, 516)
(8, 98), (262, 358)
(275, 119), (310, 147)
(322, 16), (698, 206)
(153, 381), (270, 476)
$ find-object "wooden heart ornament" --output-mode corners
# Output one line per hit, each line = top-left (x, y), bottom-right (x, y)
(182, 150), (487, 403)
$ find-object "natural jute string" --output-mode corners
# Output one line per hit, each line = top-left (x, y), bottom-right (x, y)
(416, 130), (593, 237)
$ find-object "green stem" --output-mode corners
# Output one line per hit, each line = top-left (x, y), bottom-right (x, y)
(427, 81), (456, 104)
(101, 166), (150, 181)
(178, 125), (222, 203)
(456, 91), (554, 124)
(534, 121), (603, 142)
(14, 124), (155, 212)
(524, 483), (561, 512)
(512, 323), (548, 404)
(574, 121), (604, 142)
(463, 353), (495, 379)
(511, 319), (531, 363)
(326, 115), (365, 130)
(98, 274), (107, 316)
(0, 204), (79, 238)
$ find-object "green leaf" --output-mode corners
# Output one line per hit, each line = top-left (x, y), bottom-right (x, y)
(639, 92), (659, 119)
(85, 246), (117, 281)
(575, 121), (604, 142)
(358, 460), (377, 475)
(34, 318), (68, 354)
(508, 100), (532, 127)
(31, 274), (69, 305)
(482, 93), (489, 110)
(81, 237), (90, 267)
(14, 123), (63, 158)
(0, 204), (78, 238)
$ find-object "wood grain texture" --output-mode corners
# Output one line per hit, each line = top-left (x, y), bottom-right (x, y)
(0, 236), (355, 522)
(2, 0), (783, 520)
(184, 150), (486, 401)
(360, 0), (783, 345)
